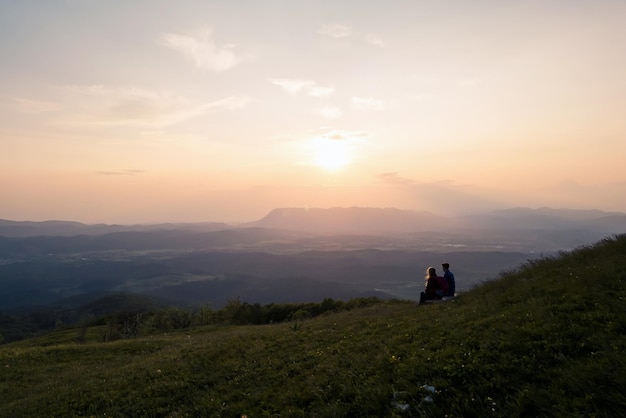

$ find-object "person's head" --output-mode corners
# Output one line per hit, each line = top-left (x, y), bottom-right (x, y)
(426, 267), (437, 279)
(442, 263), (450, 272)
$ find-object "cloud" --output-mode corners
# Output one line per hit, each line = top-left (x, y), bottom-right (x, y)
(352, 96), (385, 110)
(307, 85), (335, 98)
(318, 24), (353, 39)
(270, 79), (310, 94)
(317, 107), (342, 119)
(378, 172), (415, 185)
(97, 169), (145, 176)
(363, 33), (385, 47)
(12, 98), (63, 113)
(159, 28), (247, 72)
(318, 24), (384, 47)
(206, 96), (254, 110)
(55, 85), (252, 128)
(319, 129), (368, 141)
(270, 79), (334, 97)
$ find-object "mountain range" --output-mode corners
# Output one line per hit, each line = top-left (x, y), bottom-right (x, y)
(2, 206), (625, 238)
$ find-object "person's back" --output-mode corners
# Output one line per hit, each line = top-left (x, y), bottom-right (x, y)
(442, 263), (455, 297)
(436, 275), (448, 297)
(424, 274), (439, 298)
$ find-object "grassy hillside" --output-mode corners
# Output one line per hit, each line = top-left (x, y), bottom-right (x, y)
(1, 235), (625, 417)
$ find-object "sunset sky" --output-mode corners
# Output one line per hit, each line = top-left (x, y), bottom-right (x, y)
(1, 0), (625, 223)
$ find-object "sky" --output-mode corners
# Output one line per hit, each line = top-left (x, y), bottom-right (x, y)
(1, 0), (625, 224)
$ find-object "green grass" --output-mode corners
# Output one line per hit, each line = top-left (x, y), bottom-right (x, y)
(1, 235), (626, 417)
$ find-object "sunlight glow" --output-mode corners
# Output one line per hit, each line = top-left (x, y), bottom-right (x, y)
(311, 137), (352, 171)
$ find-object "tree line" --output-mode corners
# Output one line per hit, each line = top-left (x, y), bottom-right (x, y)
(2, 296), (388, 344)
(94, 296), (385, 342)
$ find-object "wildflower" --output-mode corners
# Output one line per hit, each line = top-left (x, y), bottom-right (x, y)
(422, 384), (436, 393)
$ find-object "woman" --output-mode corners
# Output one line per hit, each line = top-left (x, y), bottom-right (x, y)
(419, 267), (443, 304)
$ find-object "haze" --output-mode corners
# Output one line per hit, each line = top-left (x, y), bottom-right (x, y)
(1, 0), (625, 224)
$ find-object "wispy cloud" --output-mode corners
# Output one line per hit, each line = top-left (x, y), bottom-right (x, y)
(316, 107), (342, 119)
(207, 96), (254, 110)
(363, 33), (385, 47)
(352, 96), (385, 110)
(378, 172), (415, 185)
(159, 27), (248, 72)
(319, 129), (369, 141)
(318, 24), (353, 39)
(270, 79), (334, 97)
(12, 97), (63, 113)
(318, 24), (384, 47)
(55, 85), (252, 128)
(97, 169), (145, 176)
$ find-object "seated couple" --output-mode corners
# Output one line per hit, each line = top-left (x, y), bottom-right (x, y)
(419, 263), (455, 305)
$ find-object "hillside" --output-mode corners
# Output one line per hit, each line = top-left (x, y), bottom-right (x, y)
(1, 234), (625, 417)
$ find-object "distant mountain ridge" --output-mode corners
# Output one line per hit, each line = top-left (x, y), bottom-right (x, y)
(243, 206), (626, 236)
(0, 219), (230, 238)
(242, 207), (445, 234)
(1, 206), (625, 238)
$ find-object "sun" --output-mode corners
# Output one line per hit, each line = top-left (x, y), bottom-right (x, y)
(311, 137), (352, 171)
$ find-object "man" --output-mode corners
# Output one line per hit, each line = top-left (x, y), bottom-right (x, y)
(442, 262), (455, 297)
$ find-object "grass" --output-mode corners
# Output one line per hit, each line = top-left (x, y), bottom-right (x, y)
(1, 235), (625, 417)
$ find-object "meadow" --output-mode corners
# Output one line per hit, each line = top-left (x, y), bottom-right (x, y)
(1, 235), (625, 417)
